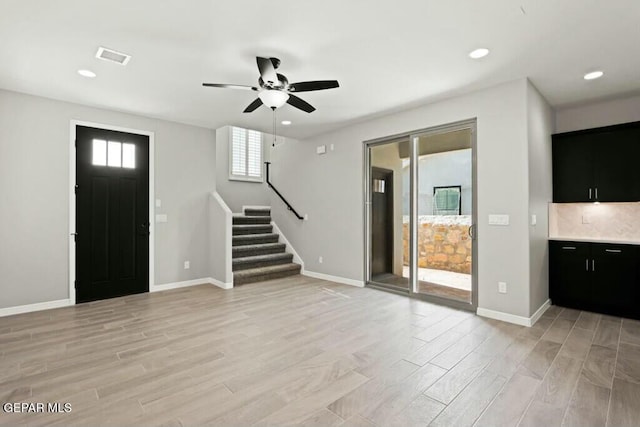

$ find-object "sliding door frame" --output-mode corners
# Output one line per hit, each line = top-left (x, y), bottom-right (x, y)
(363, 118), (478, 311)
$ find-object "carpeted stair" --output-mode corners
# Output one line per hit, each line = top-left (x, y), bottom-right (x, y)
(232, 208), (301, 285)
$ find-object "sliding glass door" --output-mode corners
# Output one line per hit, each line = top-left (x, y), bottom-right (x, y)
(365, 120), (477, 309)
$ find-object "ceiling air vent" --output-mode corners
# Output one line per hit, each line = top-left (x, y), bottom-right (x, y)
(95, 47), (131, 65)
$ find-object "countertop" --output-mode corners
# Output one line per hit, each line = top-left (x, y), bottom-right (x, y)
(549, 236), (640, 246)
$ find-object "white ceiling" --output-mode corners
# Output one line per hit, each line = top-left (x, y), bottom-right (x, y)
(1, 0), (639, 139)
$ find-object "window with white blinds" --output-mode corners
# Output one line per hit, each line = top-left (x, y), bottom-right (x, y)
(230, 126), (263, 181)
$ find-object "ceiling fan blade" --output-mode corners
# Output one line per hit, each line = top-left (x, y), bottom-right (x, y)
(256, 57), (278, 84)
(287, 94), (316, 113)
(288, 80), (340, 92)
(202, 83), (258, 91)
(243, 98), (263, 113)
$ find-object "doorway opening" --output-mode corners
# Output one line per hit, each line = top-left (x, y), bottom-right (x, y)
(71, 123), (153, 303)
(365, 120), (477, 309)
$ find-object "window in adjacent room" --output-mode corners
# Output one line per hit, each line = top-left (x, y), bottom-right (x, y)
(230, 126), (263, 182)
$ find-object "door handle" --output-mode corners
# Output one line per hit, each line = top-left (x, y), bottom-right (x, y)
(592, 259), (595, 271)
(468, 225), (475, 240)
(562, 246), (576, 250)
(589, 188), (592, 200)
(605, 249), (621, 253)
(586, 259), (589, 271)
(595, 188), (598, 200)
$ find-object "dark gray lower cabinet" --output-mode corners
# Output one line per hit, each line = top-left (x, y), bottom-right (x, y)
(550, 240), (639, 319)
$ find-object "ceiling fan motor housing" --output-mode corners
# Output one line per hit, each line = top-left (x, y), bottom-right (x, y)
(202, 56), (339, 113)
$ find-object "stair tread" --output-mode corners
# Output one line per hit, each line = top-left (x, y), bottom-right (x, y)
(233, 233), (278, 240)
(233, 224), (272, 229)
(233, 263), (301, 277)
(232, 243), (285, 253)
(233, 252), (292, 264)
(233, 242), (284, 250)
(244, 209), (271, 217)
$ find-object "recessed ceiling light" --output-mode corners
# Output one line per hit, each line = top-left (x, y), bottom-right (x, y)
(281, 120), (292, 125)
(469, 48), (490, 59)
(584, 71), (604, 80)
(77, 69), (96, 78)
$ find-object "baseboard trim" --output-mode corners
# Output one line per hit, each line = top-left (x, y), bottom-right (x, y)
(0, 299), (72, 318)
(302, 271), (364, 288)
(271, 221), (305, 270)
(210, 277), (233, 290)
(476, 299), (551, 327)
(151, 277), (232, 292)
(529, 299), (552, 326)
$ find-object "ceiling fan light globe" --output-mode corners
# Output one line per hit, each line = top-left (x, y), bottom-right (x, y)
(258, 90), (289, 109)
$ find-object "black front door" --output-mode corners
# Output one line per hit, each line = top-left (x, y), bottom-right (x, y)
(371, 167), (394, 276)
(76, 126), (149, 303)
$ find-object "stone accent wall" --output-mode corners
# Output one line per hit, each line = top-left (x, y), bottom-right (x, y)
(403, 216), (472, 274)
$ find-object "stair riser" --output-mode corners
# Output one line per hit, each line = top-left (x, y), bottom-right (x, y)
(234, 267), (301, 285)
(244, 209), (271, 217)
(232, 217), (271, 225)
(232, 226), (273, 236)
(233, 245), (286, 258)
(233, 255), (293, 271)
(232, 235), (279, 246)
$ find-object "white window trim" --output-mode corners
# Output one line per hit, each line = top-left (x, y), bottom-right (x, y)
(228, 126), (264, 183)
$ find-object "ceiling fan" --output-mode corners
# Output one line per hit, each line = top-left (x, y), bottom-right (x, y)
(202, 57), (339, 113)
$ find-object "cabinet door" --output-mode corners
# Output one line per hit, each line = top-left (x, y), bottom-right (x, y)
(591, 243), (637, 317)
(549, 241), (591, 308)
(552, 134), (594, 202)
(593, 127), (640, 202)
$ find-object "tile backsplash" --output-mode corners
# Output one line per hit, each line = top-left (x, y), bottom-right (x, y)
(549, 202), (640, 242)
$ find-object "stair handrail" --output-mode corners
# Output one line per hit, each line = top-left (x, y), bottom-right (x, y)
(264, 162), (304, 220)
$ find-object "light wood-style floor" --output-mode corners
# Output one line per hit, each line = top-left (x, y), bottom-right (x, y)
(1, 276), (639, 427)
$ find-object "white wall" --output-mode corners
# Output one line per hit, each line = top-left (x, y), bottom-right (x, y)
(271, 79), (534, 317)
(0, 89), (215, 309)
(555, 93), (640, 133)
(527, 81), (554, 314)
(215, 126), (270, 213)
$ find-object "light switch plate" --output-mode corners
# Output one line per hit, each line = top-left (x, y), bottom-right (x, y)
(155, 214), (168, 223)
(316, 145), (326, 155)
(489, 214), (510, 226)
(155, 199), (162, 208)
(531, 214), (537, 226)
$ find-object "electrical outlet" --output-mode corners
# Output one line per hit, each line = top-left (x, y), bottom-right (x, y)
(330, 144), (335, 151)
(318, 256), (323, 264)
(304, 214), (309, 220)
(498, 282), (507, 294)
(582, 214), (590, 224)
(184, 261), (190, 270)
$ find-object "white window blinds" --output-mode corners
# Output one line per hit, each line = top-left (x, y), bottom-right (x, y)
(231, 127), (263, 180)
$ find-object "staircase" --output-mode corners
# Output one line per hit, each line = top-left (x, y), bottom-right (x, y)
(232, 208), (301, 285)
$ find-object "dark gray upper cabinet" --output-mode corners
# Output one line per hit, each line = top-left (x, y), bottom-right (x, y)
(552, 122), (640, 203)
